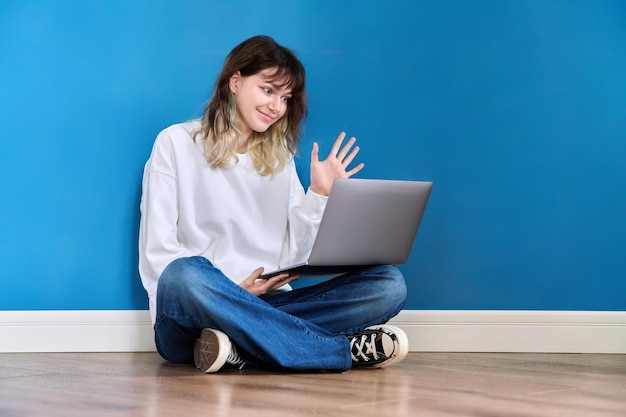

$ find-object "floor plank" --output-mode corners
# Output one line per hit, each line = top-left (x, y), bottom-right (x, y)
(0, 352), (624, 417)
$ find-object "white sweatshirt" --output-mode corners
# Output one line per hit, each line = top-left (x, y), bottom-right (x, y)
(138, 120), (327, 324)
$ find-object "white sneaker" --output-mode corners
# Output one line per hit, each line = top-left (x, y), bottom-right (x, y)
(349, 324), (409, 368)
(193, 328), (245, 373)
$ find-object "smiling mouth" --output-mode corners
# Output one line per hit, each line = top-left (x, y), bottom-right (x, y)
(258, 110), (275, 122)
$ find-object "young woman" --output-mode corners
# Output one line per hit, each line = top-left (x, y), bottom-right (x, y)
(139, 35), (408, 373)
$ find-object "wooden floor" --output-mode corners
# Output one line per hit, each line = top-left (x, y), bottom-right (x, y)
(0, 352), (624, 417)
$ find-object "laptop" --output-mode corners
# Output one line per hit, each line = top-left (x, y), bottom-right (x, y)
(261, 178), (433, 278)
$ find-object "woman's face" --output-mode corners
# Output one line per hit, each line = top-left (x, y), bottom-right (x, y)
(229, 68), (292, 138)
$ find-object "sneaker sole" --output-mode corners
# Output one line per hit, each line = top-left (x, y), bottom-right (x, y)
(193, 328), (232, 373)
(367, 324), (409, 368)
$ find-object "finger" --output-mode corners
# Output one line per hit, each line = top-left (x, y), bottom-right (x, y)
(251, 273), (284, 294)
(244, 267), (265, 283)
(336, 136), (357, 161)
(267, 273), (298, 290)
(346, 162), (365, 177)
(310, 142), (320, 163)
(240, 267), (265, 292)
(281, 273), (300, 285)
(251, 267), (264, 278)
(341, 145), (360, 167)
(329, 132), (346, 157)
(269, 273), (290, 283)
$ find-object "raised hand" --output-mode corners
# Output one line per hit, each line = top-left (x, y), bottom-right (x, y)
(310, 132), (365, 196)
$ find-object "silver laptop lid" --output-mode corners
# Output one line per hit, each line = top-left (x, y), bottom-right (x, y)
(308, 178), (433, 266)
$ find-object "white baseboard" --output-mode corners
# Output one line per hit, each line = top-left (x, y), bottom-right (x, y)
(0, 310), (156, 353)
(389, 310), (626, 353)
(1, 310), (624, 353)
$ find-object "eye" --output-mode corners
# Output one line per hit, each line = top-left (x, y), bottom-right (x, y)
(263, 87), (272, 94)
(281, 96), (291, 103)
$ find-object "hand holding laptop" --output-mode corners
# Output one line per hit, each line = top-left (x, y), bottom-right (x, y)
(240, 266), (300, 296)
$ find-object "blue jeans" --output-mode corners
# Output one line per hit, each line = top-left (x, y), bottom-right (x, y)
(154, 256), (407, 371)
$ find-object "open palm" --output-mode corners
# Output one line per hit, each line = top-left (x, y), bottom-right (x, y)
(309, 132), (365, 196)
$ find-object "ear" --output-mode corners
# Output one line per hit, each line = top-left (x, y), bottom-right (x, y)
(229, 71), (241, 94)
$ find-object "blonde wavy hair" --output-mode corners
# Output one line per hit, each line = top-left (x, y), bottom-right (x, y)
(195, 35), (307, 175)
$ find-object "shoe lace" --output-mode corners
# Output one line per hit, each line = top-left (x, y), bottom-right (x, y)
(351, 333), (379, 362)
(226, 346), (246, 370)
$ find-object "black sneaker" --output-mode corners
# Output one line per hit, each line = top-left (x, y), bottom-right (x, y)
(193, 328), (246, 373)
(349, 324), (408, 368)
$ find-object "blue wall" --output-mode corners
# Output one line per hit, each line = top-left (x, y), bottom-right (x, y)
(1, 0), (624, 311)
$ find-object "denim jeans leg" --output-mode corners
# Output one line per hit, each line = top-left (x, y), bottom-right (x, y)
(262, 264), (407, 335)
(154, 256), (352, 371)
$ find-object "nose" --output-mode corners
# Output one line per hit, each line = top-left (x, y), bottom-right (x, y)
(268, 95), (282, 113)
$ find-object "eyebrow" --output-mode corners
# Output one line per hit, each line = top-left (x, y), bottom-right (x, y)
(263, 79), (293, 95)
